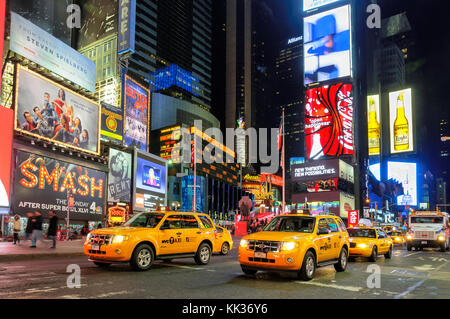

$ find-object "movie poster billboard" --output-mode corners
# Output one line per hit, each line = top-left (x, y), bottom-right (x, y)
(101, 102), (123, 144)
(108, 149), (131, 203)
(12, 150), (106, 221)
(14, 65), (101, 155)
(123, 75), (150, 152)
(305, 83), (354, 160)
(304, 5), (352, 85)
(10, 12), (96, 92)
(389, 89), (414, 154)
(0, 107), (13, 210)
(133, 150), (167, 211)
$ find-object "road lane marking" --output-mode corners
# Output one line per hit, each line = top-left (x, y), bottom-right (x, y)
(295, 281), (362, 292)
(394, 278), (426, 299)
(404, 252), (421, 257)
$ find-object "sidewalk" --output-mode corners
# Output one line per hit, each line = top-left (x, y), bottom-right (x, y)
(0, 239), (85, 262)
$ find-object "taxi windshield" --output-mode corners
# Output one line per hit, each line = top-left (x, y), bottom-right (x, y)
(263, 216), (315, 233)
(123, 213), (165, 228)
(348, 228), (376, 238)
(390, 231), (403, 236)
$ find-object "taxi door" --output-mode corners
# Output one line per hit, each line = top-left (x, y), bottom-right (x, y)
(180, 214), (202, 253)
(315, 218), (334, 262)
(377, 231), (389, 253)
(326, 218), (342, 260)
(158, 215), (186, 255)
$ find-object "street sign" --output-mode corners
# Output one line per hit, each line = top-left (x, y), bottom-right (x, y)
(348, 210), (359, 228)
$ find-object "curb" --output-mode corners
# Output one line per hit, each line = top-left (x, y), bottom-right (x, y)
(0, 252), (85, 262)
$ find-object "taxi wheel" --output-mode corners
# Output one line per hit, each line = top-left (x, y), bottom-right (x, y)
(93, 262), (111, 268)
(220, 242), (230, 255)
(384, 246), (393, 259)
(194, 243), (212, 265)
(406, 243), (412, 251)
(130, 244), (155, 271)
(334, 248), (348, 272)
(298, 251), (316, 281)
(369, 246), (377, 262)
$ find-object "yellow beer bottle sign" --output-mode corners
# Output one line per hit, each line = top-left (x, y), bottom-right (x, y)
(368, 97), (380, 155)
(393, 92), (409, 151)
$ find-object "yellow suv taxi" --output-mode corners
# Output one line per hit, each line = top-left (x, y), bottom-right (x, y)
(238, 214), (350, 281)
(348, 227), (393, 262)
(84, 211), (218, 271)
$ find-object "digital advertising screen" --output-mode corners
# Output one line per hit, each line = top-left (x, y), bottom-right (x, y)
(0, 107), (13, 209)
(123, 75), (150, 152)
(108, 148), (131, 203)
(14, 65), (101, 155)
(304, 83), (354, 160)
(367, 95), (381, 156)
(12, 150), (106, 221)
(303, 0), (344, 12)
(389, 89), (414, 154)
(133, 150), (167, 211)
(388, 161), (417, 206)
(304, 5), (352, 85)
(181, 176), (206, 213)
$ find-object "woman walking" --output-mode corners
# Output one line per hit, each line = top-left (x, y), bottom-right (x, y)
(13, 215), (21, 245)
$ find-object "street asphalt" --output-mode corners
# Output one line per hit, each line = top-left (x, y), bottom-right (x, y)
(0, 241), (449, 300)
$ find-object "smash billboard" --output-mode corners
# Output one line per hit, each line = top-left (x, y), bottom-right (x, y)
(304, 83), (354, 160)
(12, 151), (106, 221)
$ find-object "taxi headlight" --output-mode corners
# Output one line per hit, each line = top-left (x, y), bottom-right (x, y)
(85, 233), (92, 243)
(240, 239), (249, 249)
(357, 243), (368, 249)
(438, 235), (445, 241)
(281, 242), (298, 251)
(395, 237), (401, 242)
(406, 234), (412, 240)
(112, 235), (129, 244)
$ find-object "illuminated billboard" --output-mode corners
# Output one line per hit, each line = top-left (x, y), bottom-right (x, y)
(14, 65), (101, 155)
(388, 161), (417, 206)
(303, 0), (344, 12)
(305, 83), (354, 160)
(304, 5), (352, 85)
(108, 149), (131, 203)
(367, 95), (381, 156)
(389, 89), (413, 154)
(133, 150), (167, 211)
(0, 107), (13, 209)
(123, 75), (150, 152)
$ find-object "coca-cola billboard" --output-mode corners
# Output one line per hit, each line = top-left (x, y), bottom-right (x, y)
(305, 83), (354, 160)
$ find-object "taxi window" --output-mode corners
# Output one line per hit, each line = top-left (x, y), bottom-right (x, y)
(326, 218), (339, 233)
(161, 215), (183, 229)
(198, 215), (214, 229)
(216, 227), (224, 233)
(335, 218), (347, 232)
(377, 231), (386, 239)
(317, 218), (330, 233)
(182, 215), (199, 229)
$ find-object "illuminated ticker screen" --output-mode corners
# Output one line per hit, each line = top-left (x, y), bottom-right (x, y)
(304, 5), (352, 85)
(303, 0), (344, 12)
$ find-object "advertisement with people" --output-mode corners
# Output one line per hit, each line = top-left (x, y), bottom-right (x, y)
(108, 148), (131, 203)
(304, 5), (352, 85)
(14, 65), (101, 155)
(304, 83), (354, 160)
(12, 150), (106, 221)
(123, 75), (150, 152)
(133, 150), (167, 211)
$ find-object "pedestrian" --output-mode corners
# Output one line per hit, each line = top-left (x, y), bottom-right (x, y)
(47, 211), (58, 249)
(81, 222), (89, 243)
(13, 215), (21, 245)
(30, 211), (44, 248)
(97, 222), (102, 229)
(25, 212), (34, 241)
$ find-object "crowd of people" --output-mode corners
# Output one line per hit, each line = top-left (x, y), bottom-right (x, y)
(20, 89), (90, 149)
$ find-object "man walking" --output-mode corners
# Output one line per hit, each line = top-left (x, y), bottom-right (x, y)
(25, 212), (34, 241)
(47, 211), (58, 249)
(13, 215), (21, 245)
(30, 211), (43, 248)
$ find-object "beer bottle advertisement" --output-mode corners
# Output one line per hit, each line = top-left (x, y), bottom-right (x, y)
(367, 95), (381, 156)
(389, 89), (413, 154)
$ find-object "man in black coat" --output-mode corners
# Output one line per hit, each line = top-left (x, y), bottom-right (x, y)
(47, 211), (58, 248)
(30, 211), (43, 248)
(25, 212), (34, 241)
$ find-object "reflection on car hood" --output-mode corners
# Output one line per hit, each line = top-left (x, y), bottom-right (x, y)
(91, 227), (156, 235)
(244, 231), (312, 242)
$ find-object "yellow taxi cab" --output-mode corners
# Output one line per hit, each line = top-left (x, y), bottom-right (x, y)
(348, 226), (393, 262)
(382, 225), (395, 234)
(214, 225), (233, 255)
(84, 211), (218, 271)
(238, 213), (350, 281)
(388, 230), (406, 246)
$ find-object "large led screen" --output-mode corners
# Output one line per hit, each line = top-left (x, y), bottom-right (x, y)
(14, 65), (101, 155)
(367, 95), (381, 156)
(388, 161), (417, 206)
(304, 5), (352, 85)
(303, 0), (344, 12)
(133, 150), (167, 211)
(123, 75), (150, 152)
(389, 89), (413, 154)
(305, 83), (354, 160)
